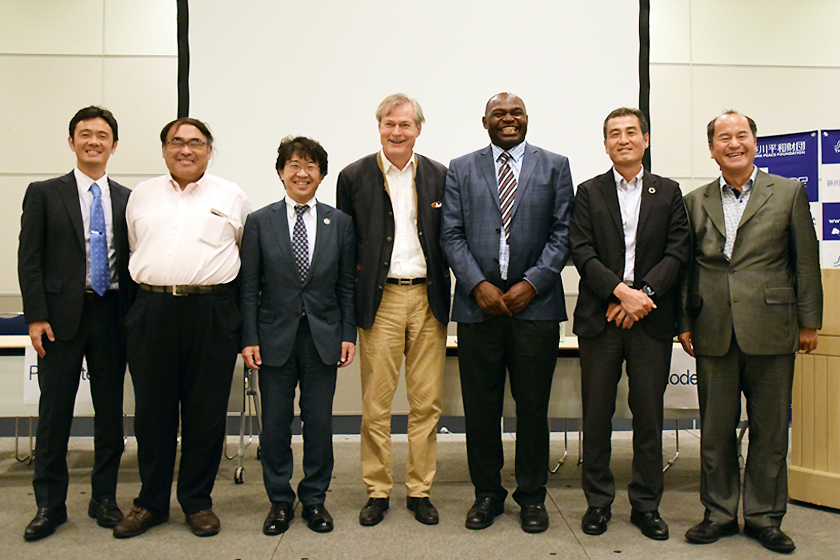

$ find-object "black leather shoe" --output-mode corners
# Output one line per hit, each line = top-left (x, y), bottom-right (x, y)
(465, 497), (504, 530)
(302, 504), (333, 533)
(520, 503), (549, 533)
(581, 506), (611, 535)
(744, 524), (796, 553)
(406, 497), (439, 525)
(24, 507), (67, 541)
(359, 497), (389, 526)
(263, 502), (294, 535)
(685, 518), (739, 544)
(88, 498), (124, 528)
(630, 509), (669, 540)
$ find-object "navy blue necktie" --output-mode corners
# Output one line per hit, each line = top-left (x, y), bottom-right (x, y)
(89, 183), (109, 296)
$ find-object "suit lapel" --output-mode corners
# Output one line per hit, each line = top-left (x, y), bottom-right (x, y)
(269, 201), (298, 282)
(738, 171), (772, 229)
(57, 172), (85, 250)
(701, 181), (726, 238)
(512, 143), (538, 218)
(596, 170), (623, 237)
(308, 203), (333, 287)
(478, 146), (500, 211)
(637, 171), (656, 238)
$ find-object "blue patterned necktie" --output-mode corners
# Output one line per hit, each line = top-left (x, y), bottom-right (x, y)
(293, 204), (310, 282)
(498, 151), (517, 243)
(89, 183), (109, 296)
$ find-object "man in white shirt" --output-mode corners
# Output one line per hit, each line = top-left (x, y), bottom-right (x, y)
(19, 106), (134, 541)
(336, 94), (450, 526)
(114, 118), (251, 539)
(570, 107), (689, 540)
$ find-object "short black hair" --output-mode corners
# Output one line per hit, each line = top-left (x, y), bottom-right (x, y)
(603, 107), (648, 139)
(160, 117), (214, 146)
(707, 111), (757, 145)
(275, 136), (328, 176)
(69, 106), (118, 141)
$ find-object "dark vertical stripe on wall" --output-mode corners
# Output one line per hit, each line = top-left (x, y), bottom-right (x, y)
(177, 0), (190, 117)
(639, 0), (651, 170)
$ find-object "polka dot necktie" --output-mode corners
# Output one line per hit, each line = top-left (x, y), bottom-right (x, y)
(293, 204), (310, 282)
(89, 183), (109, 296)
(498, 151), (517, 243)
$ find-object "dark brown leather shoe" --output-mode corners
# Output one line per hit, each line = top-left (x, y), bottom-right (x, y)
(359, 497), (389, 526)
(88, 498), (124, 528)
(685, 518), (739, 544)
(744, 524), (796, 553)
(113, 505), (168, 538)
(302, 503), (333, 533)
(263, 502), (294, 535)
(186, 509), (220, 537)
(407, 496), (439, 525)
(24, 507), (67, 541)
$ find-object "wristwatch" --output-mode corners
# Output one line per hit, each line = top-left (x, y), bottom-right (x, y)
(641, 284), (656, 299)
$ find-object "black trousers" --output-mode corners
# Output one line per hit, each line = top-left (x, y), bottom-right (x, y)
(34, 290), (125, 509)
(579, 323), (671, 511)
(126, 287), (241, 516)
(457, 317), (558, 507)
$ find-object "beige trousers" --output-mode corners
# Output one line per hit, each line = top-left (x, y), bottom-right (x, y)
(359, 283), (446, 498)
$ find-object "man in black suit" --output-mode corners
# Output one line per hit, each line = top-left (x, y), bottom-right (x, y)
(240, 136), (356, 535)
(570, 107), (689, 540)
(336, 94), (450, 526)
(18, 106), (134, 541)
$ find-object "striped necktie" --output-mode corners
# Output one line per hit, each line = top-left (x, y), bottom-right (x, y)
(498, 151), (517, 243)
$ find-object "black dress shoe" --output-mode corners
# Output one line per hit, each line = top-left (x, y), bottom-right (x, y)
(685, 518), (739, 544)
(24, 507), (68, 541)
(359, 497), (389, 526)
(465, 497), (504, 530)
(263, 502), (294, 535)
(581, 506), (610, 535)
(407, 496), (439, 525)
(744, 524), (796, 553)
(88, 498), (124, 528)
(520, 503), (549, 533)
(302, 504), (333, 533)
(630, 509), (669, 540)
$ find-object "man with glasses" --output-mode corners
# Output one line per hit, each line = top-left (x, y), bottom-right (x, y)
(114, 118), (251, 539)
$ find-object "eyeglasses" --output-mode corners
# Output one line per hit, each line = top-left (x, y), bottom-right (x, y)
(165, 137), (208, 150)
(285, 160), (320, 173)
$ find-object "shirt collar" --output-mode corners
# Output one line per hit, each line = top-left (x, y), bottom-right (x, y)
(719, 165), (758, 194)
(285, 196), (316, 212)
(379, 149), (416, 174)
(74, 167), (109, 193)
(167, 172), (208, 194)
(491, 141), (526, 163)
(612, 166), (644, 190)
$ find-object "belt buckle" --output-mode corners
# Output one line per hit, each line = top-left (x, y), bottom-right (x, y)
(400, 278), (410, 286)
(171, 285), (186, 296)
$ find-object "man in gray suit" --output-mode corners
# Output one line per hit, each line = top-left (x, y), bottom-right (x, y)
(241, 136), (355, 535)
(679, 111), (822, 553)
(441, 92), (573, 533)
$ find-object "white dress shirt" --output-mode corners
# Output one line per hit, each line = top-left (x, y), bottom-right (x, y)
(491, 141), (525, 281)
(613, 166), (644, 283)
(127, 173), (252, 286)
(74, 167), (118, 290)
(381, 150), (426, 279)
(285, 196), (316, 263)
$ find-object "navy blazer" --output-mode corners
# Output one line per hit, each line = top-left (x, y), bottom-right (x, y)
(570, 169), (689, 340)
(18, 171), (134, 339)
(239, 200), (356, 367)
(441, 143), (574, 323)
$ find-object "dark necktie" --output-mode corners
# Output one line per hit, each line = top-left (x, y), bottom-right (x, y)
(89, 183), (109, 295)
(498, 151), (517, 243)
(293, 204), (310, 282)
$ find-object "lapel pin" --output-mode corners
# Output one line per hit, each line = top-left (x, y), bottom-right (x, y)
(648, 186), (656, 194)
(431, 201), (442, 208)
(324, 217), (330, 225)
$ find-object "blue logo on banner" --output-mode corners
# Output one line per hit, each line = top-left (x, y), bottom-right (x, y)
(755, 131), (818, 202)
(822, 130), (840, 165)
(824, 203), (840, 240)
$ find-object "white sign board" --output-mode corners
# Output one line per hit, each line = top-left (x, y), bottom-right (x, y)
(23, 345), (93, 407)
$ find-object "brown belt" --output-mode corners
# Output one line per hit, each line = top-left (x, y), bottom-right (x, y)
(139, 283), (231, 296)
(386, 277), (426, 286)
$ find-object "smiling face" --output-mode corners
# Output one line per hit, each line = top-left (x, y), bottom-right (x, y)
(279, 152), (323, 204)
(483, 93), (528, 150)
(162, 123), (212, 188)
(68, 117), (117, 177)
(709, 113), (756, 181)
(378, 102), (420, 169)
(604, 114), (649, 171)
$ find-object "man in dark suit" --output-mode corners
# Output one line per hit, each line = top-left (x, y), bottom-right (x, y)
(570, 107), (689, 540)
(18, 106), (134, 541)
(241, 136), (355, 535)
(680, 111), (822, 553)
(337, 94), (449, 526)
(441, 92), (573, 533)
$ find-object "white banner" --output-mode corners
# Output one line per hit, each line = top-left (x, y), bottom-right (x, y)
(665, 347), (699, 409)
(23, 345), (93, 406)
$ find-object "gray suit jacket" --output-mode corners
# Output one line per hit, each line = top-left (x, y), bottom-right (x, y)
(441, 142), (574, 323)
(678, 170), (822, 356)
(239, 200), (356, 366)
